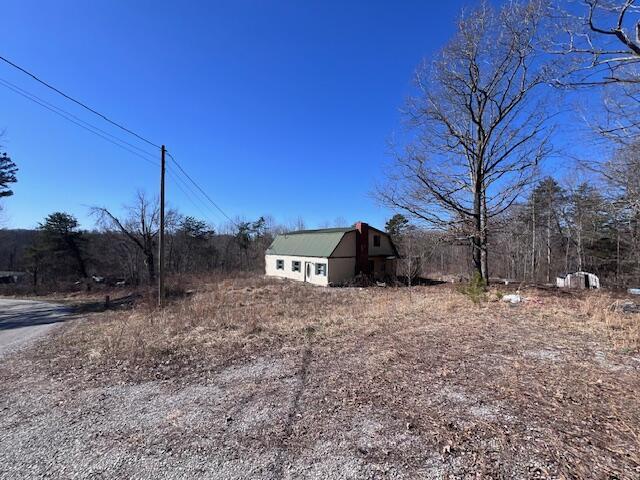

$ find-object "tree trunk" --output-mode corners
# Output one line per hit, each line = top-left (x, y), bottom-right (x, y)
(531, 200), (536, 283)
(480, 241), (488, 282)
(480, 187), (489, 282)
(565, 231), (571, 273)
(145, 249), (156, 283)
(616, 226), (621, 286)
(68, 241), (88, 279)
(577, 229), (583, 271)
(472, 188), (483, 279)
(546, 211), (551, 283)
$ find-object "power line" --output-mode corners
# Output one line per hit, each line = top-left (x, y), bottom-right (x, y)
(166, 165), (226, 226)
(0, 55), (239, 229)
(0, 76), (159, 162)
(0, 54), (161, 150)
(0, 78), (159, 167)
(166, 152), (238, 227)
(0, 76), (237, 225)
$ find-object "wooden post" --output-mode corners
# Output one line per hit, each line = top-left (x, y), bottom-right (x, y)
(158, 145), (166, 308)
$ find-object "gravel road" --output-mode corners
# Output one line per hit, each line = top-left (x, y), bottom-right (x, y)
(0, 299), (70, 357)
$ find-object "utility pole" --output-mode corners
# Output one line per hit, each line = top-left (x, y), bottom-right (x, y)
(158, 145), (166, 307)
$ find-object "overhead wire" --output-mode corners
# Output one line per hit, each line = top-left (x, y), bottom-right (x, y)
(0, 54), (239, 227)
(1, 73), (234, 224)
(0, 77), (160, 167)
(166, 151), (238, 227)
(166, 165), (226, 226)
(0, 54), (161, 149)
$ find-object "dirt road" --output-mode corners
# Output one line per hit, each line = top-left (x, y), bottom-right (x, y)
(0, 299), (70, 357)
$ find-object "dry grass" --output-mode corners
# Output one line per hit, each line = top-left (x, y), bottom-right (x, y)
(62, 276), (639, 370)
(517, 289), (640, 352)
(56, 275), (436, 373)
(11, 275), (640, 478)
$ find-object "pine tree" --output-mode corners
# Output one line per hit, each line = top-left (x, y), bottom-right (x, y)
(565, 183), (609, 274)
(530, 178), (566, 282)
(29, 212), (89, 283)
(385, 214), (410, 238)
(0, 152), (18, 197)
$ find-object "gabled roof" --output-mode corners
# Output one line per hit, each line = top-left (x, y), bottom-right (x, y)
(266, 228), (354, 257)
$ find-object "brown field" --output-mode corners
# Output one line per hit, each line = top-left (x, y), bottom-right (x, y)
(1, 275), (639, 479)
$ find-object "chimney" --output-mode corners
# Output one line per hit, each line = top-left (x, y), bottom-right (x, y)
(355, 221), (370, 275)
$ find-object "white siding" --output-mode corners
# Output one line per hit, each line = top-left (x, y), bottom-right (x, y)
(265, 254), (329, 286)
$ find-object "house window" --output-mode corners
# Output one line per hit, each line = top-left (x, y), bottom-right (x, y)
(276, 259), (284, 270)
(315, 263), (326, 276)
(292, 261), (301, 272)
(373, 235), (381, 247)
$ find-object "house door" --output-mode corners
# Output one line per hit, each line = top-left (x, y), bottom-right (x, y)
(305, 262), (312, 282)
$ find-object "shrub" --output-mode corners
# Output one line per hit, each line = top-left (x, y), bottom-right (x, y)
(459, 271), (487, 305)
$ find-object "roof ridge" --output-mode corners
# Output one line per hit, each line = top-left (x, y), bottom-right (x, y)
(281, 227), (355, 235)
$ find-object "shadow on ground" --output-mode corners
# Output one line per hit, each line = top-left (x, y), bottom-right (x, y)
(0, 303), (70, 331)
(70, 294), (140, 315)
(0, 295), (138, 331)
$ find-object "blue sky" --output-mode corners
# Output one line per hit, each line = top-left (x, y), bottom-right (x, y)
(0, 0), (586, 231)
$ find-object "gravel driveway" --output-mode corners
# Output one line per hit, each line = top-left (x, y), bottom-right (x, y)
(0, 299), (70, 357)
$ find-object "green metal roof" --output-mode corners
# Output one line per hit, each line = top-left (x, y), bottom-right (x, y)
(266, 228), (354, 257)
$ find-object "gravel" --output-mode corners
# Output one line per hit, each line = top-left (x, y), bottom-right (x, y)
(1, 351), (427, 480)
(0, 299), (70, 358)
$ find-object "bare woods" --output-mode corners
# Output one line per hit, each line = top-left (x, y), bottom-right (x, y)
(379, 0), (640, 287)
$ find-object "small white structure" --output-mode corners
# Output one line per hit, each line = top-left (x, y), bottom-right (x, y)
(265, 222), (398, 286)
(556, 271), (600, 290)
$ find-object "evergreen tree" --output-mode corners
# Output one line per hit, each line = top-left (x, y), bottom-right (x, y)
(180, 216), (212, 241)
(564, 183), (610, 273)
(529, 178), (567, 282)
(29, 212), (89, 282)
(385, 214), (410, 238)
(0, 152), (18, 197)
(173, 216), (216, 273)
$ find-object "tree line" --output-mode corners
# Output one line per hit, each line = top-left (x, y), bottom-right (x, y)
(388, 165), (639, 287)
(0, 192), (274, 291)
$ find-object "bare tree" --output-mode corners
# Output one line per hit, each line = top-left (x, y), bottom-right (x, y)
(558, 0), (640, 142)
(395, 227), (444, 286)
(559, 1), (640, 282)
(92, 191), (177, 283)
(396, 230), (423, 286)
(286, 216), (306, 233)
(604, 143), (640, 282)
(379, 0), (556, 281)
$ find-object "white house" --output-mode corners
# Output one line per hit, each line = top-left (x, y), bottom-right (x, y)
(265, 222), (399, 286)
